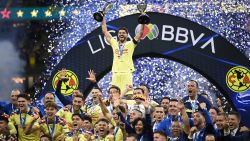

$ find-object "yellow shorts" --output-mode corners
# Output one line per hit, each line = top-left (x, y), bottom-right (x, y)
(112, 72), (133, 95)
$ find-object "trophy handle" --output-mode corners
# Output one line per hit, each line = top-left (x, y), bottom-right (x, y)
(137, 3), (147, 14)
(93, 2), (113, 22)
(137, 3), (150, 24)
(103, 2), (113, 14)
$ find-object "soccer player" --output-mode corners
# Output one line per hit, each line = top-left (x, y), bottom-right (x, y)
(99, 95), (124, 141)
(38, 92), (59, 117)
(92, 118), (114, 141)
(86, 87), (103, 125)
(101, 15), (145, 96)
(81, 115), (93, 133)
(9, 94), (40, 141)
(56, 95), (87, 127)
(64, 114), (89, 141)
(0, 115), (17, 140)
(39, 102), (69, 140)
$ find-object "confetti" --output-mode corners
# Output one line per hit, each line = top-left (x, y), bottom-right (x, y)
(37, 1), (249, 110)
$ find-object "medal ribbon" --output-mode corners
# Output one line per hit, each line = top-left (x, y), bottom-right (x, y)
(45, 116), (58, 138)
(118, 43), (124, 58)
(19, 110), (27, 128)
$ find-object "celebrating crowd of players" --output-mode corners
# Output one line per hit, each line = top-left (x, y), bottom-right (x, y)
(0, 70), (250, 141)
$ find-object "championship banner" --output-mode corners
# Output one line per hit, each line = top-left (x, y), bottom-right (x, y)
(41, 12), (250, 127)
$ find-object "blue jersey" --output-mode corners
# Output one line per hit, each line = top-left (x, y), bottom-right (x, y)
(182, 95), (212, 118)
(4, 103), (18, 115)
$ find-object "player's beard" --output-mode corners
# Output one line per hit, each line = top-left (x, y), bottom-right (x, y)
(73, 105), (81, 112)
(119, 36), (127, 43)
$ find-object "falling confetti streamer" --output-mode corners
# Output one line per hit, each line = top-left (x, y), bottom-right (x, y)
(35, 1), (249, 112)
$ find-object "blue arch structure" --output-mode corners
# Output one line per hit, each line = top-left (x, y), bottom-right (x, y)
(42, 12), (250, 127)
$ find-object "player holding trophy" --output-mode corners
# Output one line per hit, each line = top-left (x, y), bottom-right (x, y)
(94, 2), (150, 97)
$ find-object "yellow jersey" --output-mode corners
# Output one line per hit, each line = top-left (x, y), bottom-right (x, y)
(86, 104), (102, 125)
(64, 131), (87, 141)
(91, 135), (114, 141)
(110, 118), (124, 141)
(110, 37), (137, 73)
(56, 105), (87, 128)
(9, 109), (40, 141)
(39, 116), (69, 140)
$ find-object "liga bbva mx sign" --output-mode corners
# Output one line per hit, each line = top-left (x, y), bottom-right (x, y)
(41, 12), (250, 127)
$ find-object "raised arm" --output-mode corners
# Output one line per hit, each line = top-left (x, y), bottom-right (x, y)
(134, 24), (145, 42)
(200, 103), (213, 125)
(55, 69), (71, 106)
(120, 84), (133, 99)
(178, 100), (190, 134)
(8, 122), (17, 135)
(200, 102), (218, 136)
(86, 69), (99, 88)
(143, 99), (153, 140)
(101, 17), (112, 44)
(98, 96), (112, 119)
(115, 97), (134, 134)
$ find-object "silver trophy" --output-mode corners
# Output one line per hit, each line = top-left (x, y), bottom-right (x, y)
(93, 2), (113, 22)
(137, 2), (150, 24)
